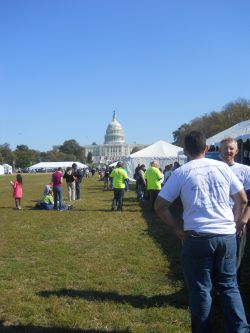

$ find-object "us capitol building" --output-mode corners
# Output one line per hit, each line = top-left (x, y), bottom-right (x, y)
(83, 111), (146, 163)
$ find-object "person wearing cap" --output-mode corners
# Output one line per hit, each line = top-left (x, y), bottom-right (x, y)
(110, 162), (128, 211)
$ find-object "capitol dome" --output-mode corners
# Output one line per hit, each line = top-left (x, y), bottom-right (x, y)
(104, 111), (125, 144)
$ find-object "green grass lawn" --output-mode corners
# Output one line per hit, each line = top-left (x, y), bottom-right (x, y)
(0, 174), (249, 333)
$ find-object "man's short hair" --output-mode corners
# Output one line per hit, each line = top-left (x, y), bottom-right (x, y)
(220, 137), (238, 148)
(184, 131), (206, 156)
(116, 162), (123, 168)
(151, 160), (158, 167)
(72, 163), (77, 168)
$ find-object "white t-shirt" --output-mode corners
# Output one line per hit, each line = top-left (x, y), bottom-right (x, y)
(159, 158), (244, 234)
(228, 162), (250, 208)
(230, 163), (250, 191)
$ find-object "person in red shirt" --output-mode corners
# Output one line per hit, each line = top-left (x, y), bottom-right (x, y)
(52, 167), (63, 210)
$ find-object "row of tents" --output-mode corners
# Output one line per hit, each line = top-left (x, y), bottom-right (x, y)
(25, 143), (182, 179)
(117, 119), (250, 177)
(0, 164), (13, 175)
(1, 120), (249, 178)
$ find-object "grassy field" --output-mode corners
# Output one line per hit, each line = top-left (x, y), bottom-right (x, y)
(0, 174), (249, 333)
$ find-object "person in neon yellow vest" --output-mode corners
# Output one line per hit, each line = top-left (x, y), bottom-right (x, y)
(110, 162), (128, 211)
(145, 160), (163, 211)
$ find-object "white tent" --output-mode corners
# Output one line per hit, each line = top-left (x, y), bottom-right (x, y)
(3, 163), (12, 174)
(124, 140), (183, 178)
(0, 165), (4, 175)
(28, 161), (88, 172)
(206, 120), (250, 147)
(108, 161), (119, 167)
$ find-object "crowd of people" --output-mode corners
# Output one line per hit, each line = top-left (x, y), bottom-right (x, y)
(9, 133), (250, 332)
(11, 162), (84, 211)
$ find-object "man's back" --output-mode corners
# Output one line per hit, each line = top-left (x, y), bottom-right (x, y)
(160, 158), (243, 234)
(52, 170), (62, 186)
(110, 168), (127, 189)
(145, 167), (163, 190)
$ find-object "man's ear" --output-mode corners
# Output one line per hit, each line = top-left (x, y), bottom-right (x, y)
(205, 146), (209, 153)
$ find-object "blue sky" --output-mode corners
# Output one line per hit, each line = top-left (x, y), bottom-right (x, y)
(0, 0), (250, 151)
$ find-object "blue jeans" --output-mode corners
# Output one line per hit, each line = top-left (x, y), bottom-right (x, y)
(40, 202), (54, 210)
(112, 189), (125, 210)
(53, 186), (63, 210)
(182, 233), (249, 333)
(148, 190), (160, 211)
(124, 179), (129, 191)
(76, 181), (81, 199)
(137, 184), (145, 201)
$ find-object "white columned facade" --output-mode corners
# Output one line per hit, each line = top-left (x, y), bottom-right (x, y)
(83, 111), (145, 163)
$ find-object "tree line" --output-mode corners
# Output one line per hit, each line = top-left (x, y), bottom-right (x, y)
(1, 99), (250, 168)
(172, 98), (250, 147)
(0, 140), (88, 169)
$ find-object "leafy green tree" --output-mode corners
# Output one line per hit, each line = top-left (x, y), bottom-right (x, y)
(59, 139), (84, 161)
(131, 146), (142, 154)
(42, 150), (75, 162)
(14, 145), (40, 168)
(87, 152), (93, 164)
(173, 99), (250, 146)
(0, 143), (13, 165)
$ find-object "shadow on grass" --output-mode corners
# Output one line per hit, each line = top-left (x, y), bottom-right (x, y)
(138, 198), (190, 309)
(0, 321), (130, 333)
(36, 288), (186, 309)
(0, 206), (16, 209)
(140, 197), (250, 330)
(141, 198), (185, 283)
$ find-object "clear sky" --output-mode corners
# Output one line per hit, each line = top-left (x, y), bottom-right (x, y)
(1, 0), (250, 152)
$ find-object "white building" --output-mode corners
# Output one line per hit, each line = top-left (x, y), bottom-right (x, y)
(84, 111), (146, 163)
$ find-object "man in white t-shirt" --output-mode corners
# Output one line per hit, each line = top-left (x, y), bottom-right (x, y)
(154, 131), (249, 333)
(220, 137), (250, 283)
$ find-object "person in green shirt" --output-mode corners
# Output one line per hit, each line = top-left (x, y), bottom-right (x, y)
(40, 189), (54, 210)
(37, 189), (73, 211)
(145, 160), (164, 211)
(110, 162), (128, 211)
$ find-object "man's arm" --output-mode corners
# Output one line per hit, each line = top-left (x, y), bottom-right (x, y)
(231, 189), (248, 238)
(154, 196), (185, 240)
(237, 189), (250, 237)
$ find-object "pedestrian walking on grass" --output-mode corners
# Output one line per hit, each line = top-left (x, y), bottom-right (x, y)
(11, 173), (23, 210)
(110, 162), (128, 211)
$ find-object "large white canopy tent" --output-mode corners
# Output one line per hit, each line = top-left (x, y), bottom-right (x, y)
(206, 120), (250, 164)
(3, 163), (12, 174)
(28, 161), (88, 172)
(206, 119), (250, 147)
(124, 140), (183, 178)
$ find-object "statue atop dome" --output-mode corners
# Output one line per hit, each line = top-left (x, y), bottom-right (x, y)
(104, 111), (125, 144)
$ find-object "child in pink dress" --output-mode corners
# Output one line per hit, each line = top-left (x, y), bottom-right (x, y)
(11, 174), (23, 209)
